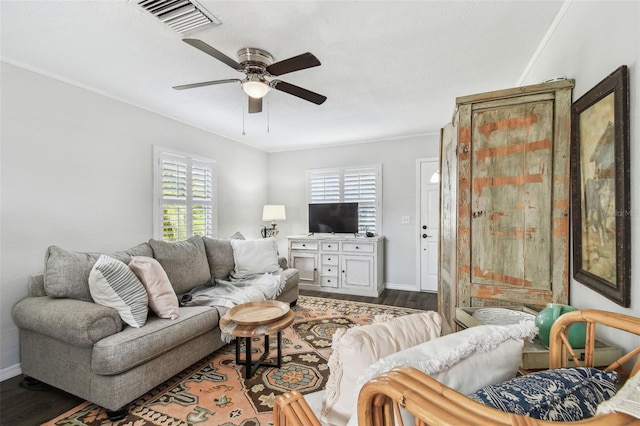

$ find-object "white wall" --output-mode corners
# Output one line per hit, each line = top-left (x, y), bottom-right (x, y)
(519, 1), (639, 347)
(267, 135), (440, 288)
(0, 63), (269, 376)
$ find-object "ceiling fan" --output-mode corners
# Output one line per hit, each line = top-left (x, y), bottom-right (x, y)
(173, 39), (327, 113)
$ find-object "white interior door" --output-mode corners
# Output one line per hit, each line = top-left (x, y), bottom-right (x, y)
(418, 158), (440, 292)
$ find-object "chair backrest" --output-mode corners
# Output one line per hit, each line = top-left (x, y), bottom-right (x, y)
(548, 309), (640, 377)
(356, 309), (640, 426)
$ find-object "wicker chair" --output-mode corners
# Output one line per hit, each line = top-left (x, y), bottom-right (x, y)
(274, 309), (640, 425)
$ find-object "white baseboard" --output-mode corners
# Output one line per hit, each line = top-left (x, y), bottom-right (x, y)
(1, 363), (22, 382)
(385, 282), (420, 292)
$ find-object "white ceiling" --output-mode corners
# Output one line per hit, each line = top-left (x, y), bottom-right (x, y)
(1, 1), (566, 152)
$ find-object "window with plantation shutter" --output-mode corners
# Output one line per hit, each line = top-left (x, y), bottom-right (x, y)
(154, 147), (216, 241)
(307, 165), (382, 233)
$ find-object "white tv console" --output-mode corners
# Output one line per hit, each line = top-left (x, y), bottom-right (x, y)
(287, 234), (384, 297)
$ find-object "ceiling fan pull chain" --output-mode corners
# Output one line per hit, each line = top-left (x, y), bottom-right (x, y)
(242, 91), (246, 136)
(267, 96), (270, 133)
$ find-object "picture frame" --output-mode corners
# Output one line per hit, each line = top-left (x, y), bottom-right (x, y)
(571, 65), (630, 307)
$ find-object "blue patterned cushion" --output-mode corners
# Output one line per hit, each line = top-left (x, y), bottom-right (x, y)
(469, 367), (619, 421)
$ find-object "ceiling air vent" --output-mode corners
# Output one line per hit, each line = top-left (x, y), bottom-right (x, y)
(135, 0), (222, 34)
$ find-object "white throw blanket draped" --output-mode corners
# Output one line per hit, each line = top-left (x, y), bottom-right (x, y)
(178, 272), (286, 343)
(179, 272), (286, 309)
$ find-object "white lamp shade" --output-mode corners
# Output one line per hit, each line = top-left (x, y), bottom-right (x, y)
(243, 80), (270, 98)
(263, 205), (286, 221)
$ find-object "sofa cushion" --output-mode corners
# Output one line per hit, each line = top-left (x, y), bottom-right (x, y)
(203, 238), (234, 280)
(44, 243), (153, 302)
(129, 256), (179, 320)
(92, 305), (220, 375)
(230, 238), (280, 279)
(89, 255), (149, 328)
(321, 311), (442, 425)
(149, 236), (211, 294)
(469, 367), (619, 421)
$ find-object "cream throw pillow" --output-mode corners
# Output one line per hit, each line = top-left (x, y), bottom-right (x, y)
(129, 256), (179, 320)
(230, 238), (280, 279)
(321, 311), (442, 425)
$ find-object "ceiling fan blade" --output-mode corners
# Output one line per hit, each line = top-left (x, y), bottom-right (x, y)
(173, 79), (241, 90)
(271, 80), (327, 105)
(183, 39), (244, 72)
(248, 96), (262, 114)
(266, 52), (321, 76)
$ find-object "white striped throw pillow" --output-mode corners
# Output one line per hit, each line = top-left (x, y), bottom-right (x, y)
(89, 254), (149, 328)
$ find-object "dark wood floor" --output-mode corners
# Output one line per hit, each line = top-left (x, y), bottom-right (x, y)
(0, 289), (436, 425)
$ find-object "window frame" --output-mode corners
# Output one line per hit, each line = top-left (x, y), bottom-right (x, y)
(153, 146), (217, 241)
(306, 164), (382, 234)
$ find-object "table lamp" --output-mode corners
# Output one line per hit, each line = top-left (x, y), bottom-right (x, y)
(262, 205), (286, 237)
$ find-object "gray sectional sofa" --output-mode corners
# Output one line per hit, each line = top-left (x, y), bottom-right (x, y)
(12, 235), (298, 415)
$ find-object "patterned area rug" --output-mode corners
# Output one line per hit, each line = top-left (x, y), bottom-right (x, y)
(43, 296), (423, 426)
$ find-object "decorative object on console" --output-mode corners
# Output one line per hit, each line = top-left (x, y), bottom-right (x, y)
(471, 307), (536, 326)
(261, 204), (286, 237)
(571, 65), (630, 307)
(535, 303), (586, 348)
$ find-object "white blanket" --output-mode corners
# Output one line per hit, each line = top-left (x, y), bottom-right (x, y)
(179, 272), (286, 309)
(597, 372), (640, 418)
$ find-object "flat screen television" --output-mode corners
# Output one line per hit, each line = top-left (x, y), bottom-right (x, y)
(308, 202), (359, 234)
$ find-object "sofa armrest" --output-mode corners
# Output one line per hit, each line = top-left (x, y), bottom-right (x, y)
(278, 256), (289, 269)
(13, 296), (123, 348)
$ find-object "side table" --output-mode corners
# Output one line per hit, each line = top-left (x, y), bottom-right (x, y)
(220, 305), (295, 379)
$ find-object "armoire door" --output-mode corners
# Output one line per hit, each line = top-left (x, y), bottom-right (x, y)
(439, 80), (574, 332)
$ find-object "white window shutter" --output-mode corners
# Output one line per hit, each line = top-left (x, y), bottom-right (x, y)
(309, 170), (341, 202)
(307, 165), (381, 233)
(155, 149), (216, 241)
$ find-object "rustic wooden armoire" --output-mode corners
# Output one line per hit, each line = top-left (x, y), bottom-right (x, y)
(438, 80), (575, 334)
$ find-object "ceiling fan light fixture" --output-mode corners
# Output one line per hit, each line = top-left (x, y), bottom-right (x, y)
(242, 75), (270, 98)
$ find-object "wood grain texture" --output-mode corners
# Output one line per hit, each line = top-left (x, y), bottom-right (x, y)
(226, 300), (290, 325)
(440, 80), (574, 331)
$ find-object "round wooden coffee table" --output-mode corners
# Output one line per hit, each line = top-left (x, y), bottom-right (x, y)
(220, 301), (295, 379)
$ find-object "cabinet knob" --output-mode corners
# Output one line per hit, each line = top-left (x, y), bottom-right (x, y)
(423, 225), (427, 229)
(328, 268), (331, 272)
(328, 257), (331, 261)
(355, 246), (359, 249)
(302, 244), (306, 247)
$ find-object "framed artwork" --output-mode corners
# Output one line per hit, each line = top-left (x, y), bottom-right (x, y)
(571, 65), (630, 307)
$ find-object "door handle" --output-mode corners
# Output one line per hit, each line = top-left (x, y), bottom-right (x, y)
(422, 234), (432, 238)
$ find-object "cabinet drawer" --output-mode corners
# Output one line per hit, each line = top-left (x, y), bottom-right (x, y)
(342, 242), (374, 253)
(321, 254), (339, 265)
(321, 265), (338, 276)
(321, 241), (339, 251)
(321, 276), (339, 288)
(290, 241), (318, 250)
